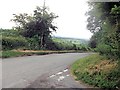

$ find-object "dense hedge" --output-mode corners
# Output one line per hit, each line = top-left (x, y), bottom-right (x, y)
(26, 38), (39, 50)
(96, 43), (119, 59)
(2, 36), (27, 50)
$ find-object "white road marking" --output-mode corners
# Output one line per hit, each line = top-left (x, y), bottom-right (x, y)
(66, 75), (70, 77)
(58, 76), (65, 81)
(56, 71), (63, 75)
(49, 68), (69, 80)
(63, 69), (68, 72)
(49, 74), (56, 78)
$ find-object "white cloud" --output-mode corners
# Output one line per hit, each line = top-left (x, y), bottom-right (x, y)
(0, 0), (92, 39)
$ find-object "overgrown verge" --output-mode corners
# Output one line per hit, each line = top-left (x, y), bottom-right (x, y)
(71, 54), (120, 89)
(1, 50), (81, 58)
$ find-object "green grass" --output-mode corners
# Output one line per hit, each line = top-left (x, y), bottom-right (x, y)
(1, 50), (78, 58)
(71, 54), (120, 89)
(1, 51), (29, 58)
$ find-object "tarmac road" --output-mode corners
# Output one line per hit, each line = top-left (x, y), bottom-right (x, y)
(2, 53), (91, 88)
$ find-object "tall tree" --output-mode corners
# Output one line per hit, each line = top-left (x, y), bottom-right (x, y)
(12, 6), (58, 49)
(87, 2), (120, 59)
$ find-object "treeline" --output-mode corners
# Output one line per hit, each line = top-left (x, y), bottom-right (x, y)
(83, 2), (120, 88)
(52, 37), (89, 51)
(1, 28), (89, 51)
(87, 2), (120, 60)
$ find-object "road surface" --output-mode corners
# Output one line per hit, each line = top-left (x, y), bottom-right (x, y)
(2, 53), (91, 88)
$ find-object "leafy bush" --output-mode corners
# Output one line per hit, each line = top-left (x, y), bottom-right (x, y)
(26, 38), (39, 50)
(96, 43), (119, 59)
(1, 50), (26, 58)
(97, 43), (111, 55)
(1, 29), (20, 37)
(2, 36), (27, 50)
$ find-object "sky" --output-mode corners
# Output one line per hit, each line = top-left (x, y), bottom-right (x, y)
(0, 0), (93, 39)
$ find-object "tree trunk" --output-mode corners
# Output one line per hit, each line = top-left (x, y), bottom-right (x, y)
(40, 34), (44, 49)
(38, 34), (43, 49)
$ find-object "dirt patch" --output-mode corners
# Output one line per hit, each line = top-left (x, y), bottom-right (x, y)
(88, 60), (117, 74)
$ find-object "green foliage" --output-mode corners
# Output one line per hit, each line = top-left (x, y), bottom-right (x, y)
(52, 37), (89, 51)
(87, 2), (120, 59)
(1, 29), (27, 50)
(97, 43), (111, 55)
(1, 28), (89, 51)
(1, 50), (54, 58)
(2, 36), (27, 50)
(71, 54), (120, 88)
(1, 50), (51, 58)
(111, 5), (120, 15)
(26, 38), (39, 50)
(89, 38), (97, 48)
(1, 50), (78, 58)
(12, 6), (58, 49)
(1, 29), (39, 50)
(0, 29), (20, 37)
(1, 51), (26, 58)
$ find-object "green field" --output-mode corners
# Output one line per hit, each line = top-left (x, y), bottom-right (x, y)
(52, 36), (88, 45)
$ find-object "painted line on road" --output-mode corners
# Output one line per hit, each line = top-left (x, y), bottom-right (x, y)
(57, 76), (65, 81)
(66, 75), (70, 77)
(63, 69), (68, 72)
(49, 74), (56, 78)
(56, 71), (63, 75)
(49, 68), (69, 80)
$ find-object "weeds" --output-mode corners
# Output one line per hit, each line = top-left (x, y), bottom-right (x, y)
(71, 54), (120, 89)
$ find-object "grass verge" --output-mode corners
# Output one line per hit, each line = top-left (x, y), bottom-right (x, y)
(1, 50), (79, 58)
(71, 54), (120, 89)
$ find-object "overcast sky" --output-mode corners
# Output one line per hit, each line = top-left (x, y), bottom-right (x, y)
(0, 0), (93, 39)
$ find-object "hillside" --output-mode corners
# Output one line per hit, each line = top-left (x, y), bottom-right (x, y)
(52, 36), (89, 45)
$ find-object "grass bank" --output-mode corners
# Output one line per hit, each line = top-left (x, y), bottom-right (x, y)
(71, 54), (120, 89)
(1, 50), (81, 58)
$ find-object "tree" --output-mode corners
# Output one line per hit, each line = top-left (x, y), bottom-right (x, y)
(12, 6), (58, 49)
(110, 5), (120, 58)
(87, 2), (120, 59)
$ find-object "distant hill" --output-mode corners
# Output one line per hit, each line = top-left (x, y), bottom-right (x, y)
(52, 36), (89, 45)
